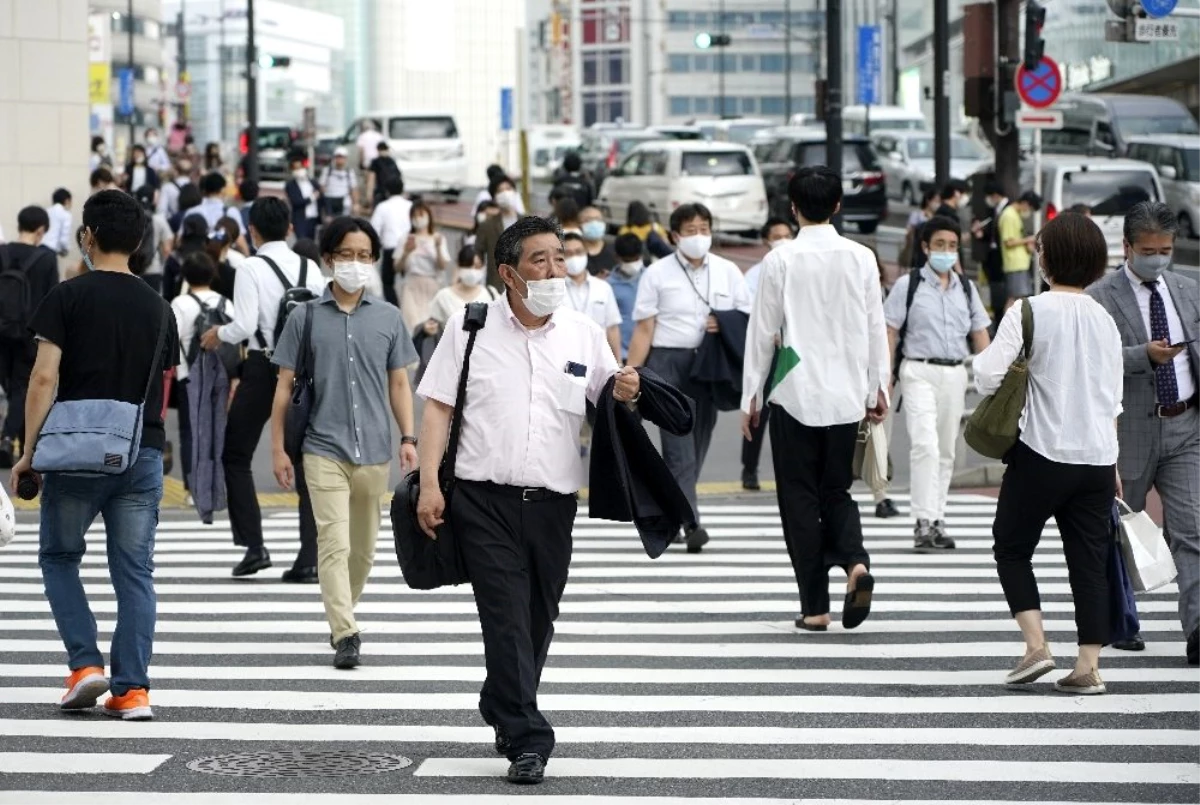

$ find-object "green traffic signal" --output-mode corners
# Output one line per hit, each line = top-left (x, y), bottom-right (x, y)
(694, 32), (713, 49)
(693, 32), (731, 49)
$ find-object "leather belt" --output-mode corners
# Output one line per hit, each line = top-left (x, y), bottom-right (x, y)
(908, 357), (964, 367)
(1156, 395), (1198, 418)
(463, 480), (574, 502)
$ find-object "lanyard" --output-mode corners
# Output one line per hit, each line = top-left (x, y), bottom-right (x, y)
(676, 254), (712, 316)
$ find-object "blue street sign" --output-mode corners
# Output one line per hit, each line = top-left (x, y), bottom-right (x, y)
(1140, 0), (1177, 18)
(118, 68), (134, 116)
(500, 87), (513, 132)
(856, 25), (882, 106)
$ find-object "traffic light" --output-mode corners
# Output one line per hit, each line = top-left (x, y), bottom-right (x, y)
(1023, 1), (1046, 70)
(256, 54), (292, 69)
(694, 32), (732, 49)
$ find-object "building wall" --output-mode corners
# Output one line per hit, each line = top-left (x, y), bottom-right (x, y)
(90, 0), (166, 150)
(0, 0), (89, 249)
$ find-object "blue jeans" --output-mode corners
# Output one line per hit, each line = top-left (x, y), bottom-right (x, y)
(39, 447), (162, 696)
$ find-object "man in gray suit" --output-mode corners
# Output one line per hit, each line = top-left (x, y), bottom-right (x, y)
(1087, 201), (1199, 666)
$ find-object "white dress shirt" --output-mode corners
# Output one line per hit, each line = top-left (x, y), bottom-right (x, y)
(566, 274), (623, 330)
(217, 241), (327, 351)
(171, 289), (237, 381)
(633, 252), (751, 349)
(417, 293), (619, 494)
(356, 130), (385, 165)
(742, 224), (890, 427)
(1124, 265), (1197, 402)
(192, 197), (244, 237)
(371, 196), (413, 251)
(295, 177), (319, 220)
(160, 177), (188, 217)
(974, 294), (1123, 466)
(744, 260), (764, 302)
(147, 144), (171, 173)
(319, 167), (357, 199)
(43, 203), (72, 255)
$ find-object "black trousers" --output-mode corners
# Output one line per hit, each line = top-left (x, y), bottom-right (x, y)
(769, 407), (870, 616)
(992, 440), (1115, 645)
(222, 352), (317, 568)
(0, 345), (33, 442)
(453, 480), (576, 762)
(380, 249), (399, 307)
(176, 378), (192, 491)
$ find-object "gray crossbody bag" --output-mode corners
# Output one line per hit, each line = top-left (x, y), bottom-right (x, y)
(32, 308), (169, 475)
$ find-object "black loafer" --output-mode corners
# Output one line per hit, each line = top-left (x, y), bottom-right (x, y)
(506, 753), (545, 785)
(334, 634), (361, 669)
(685, 526), (710, 554)
(741, 472), (761, 491)
(874, 499), (900, 519)
(794, 617), (828, 632)
(1188, 628), (1198, 666)
(232, 547), (272, 577)
(842, 572), (875, 630)
(282, 565), (318, 584)
(493, 725), (511, 756)
(1112, 634), (1146, 652)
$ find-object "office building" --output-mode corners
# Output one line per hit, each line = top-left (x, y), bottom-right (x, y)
(89, 0), (167, 150)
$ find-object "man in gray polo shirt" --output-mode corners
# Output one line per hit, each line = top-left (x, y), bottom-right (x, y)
(885, 216), (991, 553)
(270, 217), (419, 669)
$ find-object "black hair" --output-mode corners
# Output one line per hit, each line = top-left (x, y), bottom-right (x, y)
(17, 206), (50, 234)
(1124, 200), (1177, 244)
(182, 251), (218, 288)
(318, 216), (382, 261)
(376, 141), (390, 152)
(488, 174), (515, 198)
(89, 167), (114, 189)
(201, 171), (227, 196)
(292, 238), (321, 264)
(130, 144), (146, 157)
(1037, 212), (1107, 288)
(788, 166), (842, 223)
(52, 188), (72, 205)
(554, 197), (580, 224)
(761, 217), (795, 240)
(177, 183), (203, 213)
(920, 215), (962, 245)
(495, 215), (562, 270)
(82, 189), (146, 255)
(90, 136), (105, 151)
(562, 231), (585, 245)
(940, 179), (969, 197)
(249, 197), (291, 243)
(920, 187), (939, 208)
(614, 233), (644, 261)
(669, 203), (713, 234)
(1018, 190), (1042, 211)
(626, 201), (652, 227)
(486, 163), (505, 181)
(983, 180), (1005, 197)
(457, 245), (477, 267)
(177, 214), (210, 254)
(384, 175), (404, 196)
(562, 152), (582, 172)
(238, 180), (259, 202)
(127, 217), (156, 276)
(1067, 203), (1092, 215)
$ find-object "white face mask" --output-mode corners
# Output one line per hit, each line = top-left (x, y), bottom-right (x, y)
(565, 255), (589, 276)
(512, 272), (567, 317)
(146, 136), (158, 147)
(476, 213), (488, 225)
(293, 169), (307, 179)
(333, 261), (373, 293)
(495, 190), (519, 210)
(457, 268), (484, 287)
(618, 261), (642, 277)
(677, 234), (712, 261)
(412, 215), (430, 231)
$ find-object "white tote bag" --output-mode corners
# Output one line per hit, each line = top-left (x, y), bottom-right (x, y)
(1115, 498), (1177, 593)
(852, 419), (890, 491)
(0, 483), (14, 548)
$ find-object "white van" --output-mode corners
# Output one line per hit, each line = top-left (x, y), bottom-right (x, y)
(843, 105), (928, 136)
(595, 141), (768, 235)
(343, 112), (468, 198)
(528, 124), (581, 180)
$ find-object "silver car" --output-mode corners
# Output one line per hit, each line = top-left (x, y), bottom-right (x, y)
(871, 131), (991, 206)
(1126, 136), (1200, 240)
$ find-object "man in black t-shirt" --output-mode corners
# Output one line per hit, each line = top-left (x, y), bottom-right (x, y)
(10, 190), (179, 723)
(0, 206), (59, 468)
(366, 141), (402, 207)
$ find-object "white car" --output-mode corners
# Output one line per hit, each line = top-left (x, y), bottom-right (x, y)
(871, 130), (991, 205)
(1126, 135), (1200, 239)
(595, 141), (768, 235)
(341, 112), (468, 198)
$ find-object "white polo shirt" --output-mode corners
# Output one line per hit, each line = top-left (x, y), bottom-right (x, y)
(565, 274), (622, 331)
(632, 252), (751, 349)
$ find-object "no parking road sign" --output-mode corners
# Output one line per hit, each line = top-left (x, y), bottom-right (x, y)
(1015, 56), (1062, 109)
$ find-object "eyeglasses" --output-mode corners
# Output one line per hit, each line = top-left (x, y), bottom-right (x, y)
(332, 249), (376, 262)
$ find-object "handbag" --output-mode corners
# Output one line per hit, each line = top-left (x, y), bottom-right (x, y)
(964, 298), (1033, 460)
(284, 302), (316, 462)
(1115, 497), (1178, 593)
(852, 418), (891, 489)
(1108, 502), (1141, 643)
(32, 308), (169, 475)
(391, 302), (489, 590)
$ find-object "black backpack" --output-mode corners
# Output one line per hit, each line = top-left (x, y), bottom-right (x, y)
(186, 292), (242, 377)
(257, 255), (318, 349)
(549, 174), (593, 209)
(0, 245), (42, 344)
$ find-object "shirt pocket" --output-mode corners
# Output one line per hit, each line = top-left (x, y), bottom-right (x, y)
(555, 372), (588, 416)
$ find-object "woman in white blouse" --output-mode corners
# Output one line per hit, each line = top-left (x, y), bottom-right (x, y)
(973, 212), (1123, 695)
(397, 200), (451, 329)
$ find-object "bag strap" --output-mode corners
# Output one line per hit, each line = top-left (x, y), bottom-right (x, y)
(142, 306), (171, 406)
(258, 254), (293, 291)
(1020, 297), (1034, 360)
(894, 268), (922, 367)
(442, 302), (489, 481)
(298, 257), (309, 289)
(187, 291), (210, 314)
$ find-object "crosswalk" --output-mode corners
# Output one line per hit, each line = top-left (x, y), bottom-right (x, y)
(0, 493), (1195, 804)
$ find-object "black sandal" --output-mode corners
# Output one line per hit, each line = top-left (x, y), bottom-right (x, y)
(842, 572), (875, 630)
(794, 617), (828, 632)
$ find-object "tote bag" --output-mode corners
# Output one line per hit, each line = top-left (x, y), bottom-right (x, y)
(1115, 498), (1178, 593)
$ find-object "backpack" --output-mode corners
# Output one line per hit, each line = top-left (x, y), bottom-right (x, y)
(893, 267), (978, 369)
(186, 292), (241, 377)
(0, 245), (43, 344)
(550, 174), (593, 208)
(257, 255), (318, 349)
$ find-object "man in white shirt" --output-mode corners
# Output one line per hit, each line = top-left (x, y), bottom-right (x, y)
(741, 166), (890, 632)
(370, 176), (412, 308)
(144, 128), (171, 173)
(563, 232), (622, 359)
(355, 120), (385, 170)
(416, 216), (639, 785)
(42, 189), (73, 257)
(199, 198), (326, 582)
(190, 172), (247, 252)
(319, 148), (358, 218)
(159, 161), (192, 218)
(626, 203), (751, 553)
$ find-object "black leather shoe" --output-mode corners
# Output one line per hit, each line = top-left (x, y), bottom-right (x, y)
(493, 725), (511, 756)
(1112, 634), (1146, 652)
(282, 565), (318, 584)
(506, 753), (545, 785)
(232, 547), (272, 577)
(741, 471), (761, 491)
(874, 498), (900, 519)
(685, 525), (709, 554)
(334, 634), (361, 669)
(1188, 628), (1198, 666)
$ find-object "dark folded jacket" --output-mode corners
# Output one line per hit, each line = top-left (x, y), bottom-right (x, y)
(589, 367), (696, 559)
(690, 309), (749, 411)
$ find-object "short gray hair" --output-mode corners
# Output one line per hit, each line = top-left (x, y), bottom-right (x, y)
(1123, 201), (1177, 245)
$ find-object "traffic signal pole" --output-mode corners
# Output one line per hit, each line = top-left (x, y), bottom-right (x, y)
(994, 0), (1021, 198)
(246, 0), (259, 184)
(933, 0), (951, 187)
(825, 0), (844, 229)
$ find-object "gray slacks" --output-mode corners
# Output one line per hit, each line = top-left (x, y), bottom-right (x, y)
(645, 347), (718, 520)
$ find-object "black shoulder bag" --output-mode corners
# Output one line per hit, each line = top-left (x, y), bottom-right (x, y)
(392, 301), (489, 590)
(284, 302), (316, 462)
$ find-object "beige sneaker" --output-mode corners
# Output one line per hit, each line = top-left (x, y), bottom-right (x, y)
(1005, 645), (1056, 685)
(1054, 669), (1107, 695)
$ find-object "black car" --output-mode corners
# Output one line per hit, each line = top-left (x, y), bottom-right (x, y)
(238, 124), (302, 182)
(758, 130), (888, 234)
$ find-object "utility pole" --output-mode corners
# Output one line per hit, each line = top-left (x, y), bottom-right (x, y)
(127, 0), (135, 147)
(246, 0), (259, 184)
(889, 0), (899, 104)
(933, 0), (951, 186)
(718, 0), (726, 118)
(994, 0), (1021, 197)
(825, 0), (844, 228)
(784, 0), (792, 121)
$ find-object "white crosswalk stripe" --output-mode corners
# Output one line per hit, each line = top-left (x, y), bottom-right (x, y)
(0, 494), (1195, 804)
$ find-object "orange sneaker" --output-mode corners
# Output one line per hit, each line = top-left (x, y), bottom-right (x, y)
(60, 666), (108, 710)
(102, 688), (153, 721)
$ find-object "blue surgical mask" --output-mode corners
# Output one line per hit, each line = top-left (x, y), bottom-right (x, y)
(927, 251), (957, 274)
(581, 220), (607, 241)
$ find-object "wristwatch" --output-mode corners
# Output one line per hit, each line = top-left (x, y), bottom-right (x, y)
(401, 435), (418, 446)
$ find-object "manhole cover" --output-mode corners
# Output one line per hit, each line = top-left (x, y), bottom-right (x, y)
(187, 751), (412, 778)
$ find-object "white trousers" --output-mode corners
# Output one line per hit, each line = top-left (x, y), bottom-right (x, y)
(901, 360), (969, 522)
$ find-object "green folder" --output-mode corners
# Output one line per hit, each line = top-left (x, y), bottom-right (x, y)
(771, 346), (801, 390)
